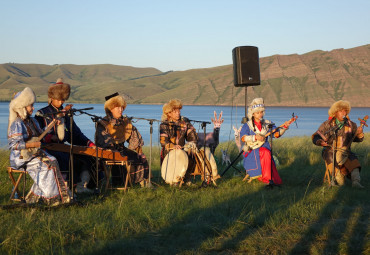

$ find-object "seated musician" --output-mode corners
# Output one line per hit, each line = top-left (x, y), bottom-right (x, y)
(312, 100), (364, 188)
(240, 98), (291, 185)
(160, 99), (198, 185)
(8, 87), (71, 205)
(95, 92), (150, 187)
(35, 78), (95, 193)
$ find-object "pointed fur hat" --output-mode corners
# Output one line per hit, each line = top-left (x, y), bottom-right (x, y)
(328, 100), (351, 117)
(248, 98), (265, 120)
(104, 92), (127, 115)
(8, 87), (36, 131)
(48, 78), (70, 102)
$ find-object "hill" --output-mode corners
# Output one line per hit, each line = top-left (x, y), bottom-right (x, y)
(0, 44), (369, 107)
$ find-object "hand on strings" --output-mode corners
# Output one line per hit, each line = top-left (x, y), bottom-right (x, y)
(255, 134), (265, 142)
(173, 145), (182, 150)
(88, 141), (96, 149)
(283, 121), (290, 128)
(54, 118), (62, 125)
(357, 126), (363, 134)
(26, 141), (41, 148)
(320, 141), (329, 147)
(59, 104), (73, 117)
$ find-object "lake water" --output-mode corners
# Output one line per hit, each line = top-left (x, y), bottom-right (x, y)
(1, 102), (369, 148)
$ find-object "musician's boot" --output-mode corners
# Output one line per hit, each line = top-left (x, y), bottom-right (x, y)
(76, 170), (93, 193)
(351, 168), (364, 189)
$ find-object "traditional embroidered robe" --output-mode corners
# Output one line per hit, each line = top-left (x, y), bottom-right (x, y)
(8, 117), (70, 204)
(312, 117), (363, 175)
(96, 115), (149, 184)
(240, 119), (286, 184)
(159, 117), (198, 160)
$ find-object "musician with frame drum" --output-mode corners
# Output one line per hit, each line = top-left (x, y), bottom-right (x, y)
(312, 100), (365, 188)
(160, 99), (199, 186)
(35, 78), (96, 193)
(8, 87), (71, 205)
(240, 98), (291, 184)
(95, 92), (150, 187)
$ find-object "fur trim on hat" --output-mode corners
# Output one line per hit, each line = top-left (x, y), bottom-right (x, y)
(328, 100), (351, 117)
(8, 87), (36, 131)
(162, 99), (183, 121)
(48, 78), (71, 102)
(104, 95), (127, 115)
(247, 98), (265, 120)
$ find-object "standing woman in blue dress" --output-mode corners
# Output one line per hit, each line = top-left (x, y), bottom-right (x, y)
(8, 87), (70, 205)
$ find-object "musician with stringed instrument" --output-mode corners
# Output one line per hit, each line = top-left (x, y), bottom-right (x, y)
(8, 87), (71, 205)
(312, 100), (366, 188)
(240, 98), (296, 184)
(35, 78), (96, 193)
(95, 92), (150, 187)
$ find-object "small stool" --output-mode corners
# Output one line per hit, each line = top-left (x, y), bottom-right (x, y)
(103, 160), (133, 192)
(7, 167), (29, 201)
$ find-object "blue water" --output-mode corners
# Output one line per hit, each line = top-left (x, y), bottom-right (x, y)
(1, 102), (369, 148)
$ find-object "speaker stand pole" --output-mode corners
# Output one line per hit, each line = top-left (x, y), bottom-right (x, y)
(242, 87), (248, 124)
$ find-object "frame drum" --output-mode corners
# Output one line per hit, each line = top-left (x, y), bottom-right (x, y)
(161, 149), (189, 184)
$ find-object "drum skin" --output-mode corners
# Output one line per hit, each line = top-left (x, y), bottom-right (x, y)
(161, 149), (189, 184)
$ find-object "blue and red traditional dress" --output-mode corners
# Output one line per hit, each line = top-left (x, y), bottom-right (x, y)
(8, 117), (70, 204)
(240, 119), (287, 184)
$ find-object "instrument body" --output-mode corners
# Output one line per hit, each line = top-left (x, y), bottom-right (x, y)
(161, 149), (189, 184)
(334, 115), (368, 165)
(244, 116), (298, 150)
(21, 104), (73, 160)
(42, 143), (127, 161)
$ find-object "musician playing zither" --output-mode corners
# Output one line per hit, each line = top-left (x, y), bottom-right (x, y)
(240, 98), (291, 184)
(160, 99), (198, 185)
(35, 78), (96, 193)
(312, 100), (365, 188)
(8, 87), (71, 205)
(95, 93), (150, 187)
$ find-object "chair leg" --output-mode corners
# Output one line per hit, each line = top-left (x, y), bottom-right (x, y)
(8, 167), (26, 201)
(124, 163), (132, 193)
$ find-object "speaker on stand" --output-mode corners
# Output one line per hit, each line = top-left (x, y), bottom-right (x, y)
(232, 46), (261, 123)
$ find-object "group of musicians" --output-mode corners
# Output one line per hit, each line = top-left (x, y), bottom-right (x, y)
(7, 78), (366, 205)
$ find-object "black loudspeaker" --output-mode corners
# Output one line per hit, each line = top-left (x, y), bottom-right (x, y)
(232, 46), (260, 87)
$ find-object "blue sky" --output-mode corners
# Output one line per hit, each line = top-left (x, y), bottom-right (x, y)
(1, 0), (369, 72)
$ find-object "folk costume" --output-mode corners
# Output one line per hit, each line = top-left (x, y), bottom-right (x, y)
(159, 99), (199, 185)
(35, 78), (95, 193)
(312, 100), (364, 188)
(8, 87), (70, 205)
(240, 98), (287, 184)
(160, 99), (198, 160)
(95, 93), (149, 186)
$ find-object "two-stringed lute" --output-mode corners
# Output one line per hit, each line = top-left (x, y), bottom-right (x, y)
(244, 115), (298, 150)
(20, 104), (72, 160)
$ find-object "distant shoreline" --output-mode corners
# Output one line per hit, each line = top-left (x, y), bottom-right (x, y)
(1, 101), (369, 108)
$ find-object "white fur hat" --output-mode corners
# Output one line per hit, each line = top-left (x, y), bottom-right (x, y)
(8, 87), (36, 131)
(247, 98), (265, 120)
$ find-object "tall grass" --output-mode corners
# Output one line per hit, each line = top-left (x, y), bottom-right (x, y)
(0, 134), (369, 254)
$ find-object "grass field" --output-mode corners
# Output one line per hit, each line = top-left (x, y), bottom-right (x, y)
(0, 135), (369, 254)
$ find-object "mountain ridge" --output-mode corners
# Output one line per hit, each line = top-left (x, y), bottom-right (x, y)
(1, 44), (369, 107)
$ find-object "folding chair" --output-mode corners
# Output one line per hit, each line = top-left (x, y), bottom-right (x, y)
(7, 167), (29, 201)
(102, 160), (134, 192)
